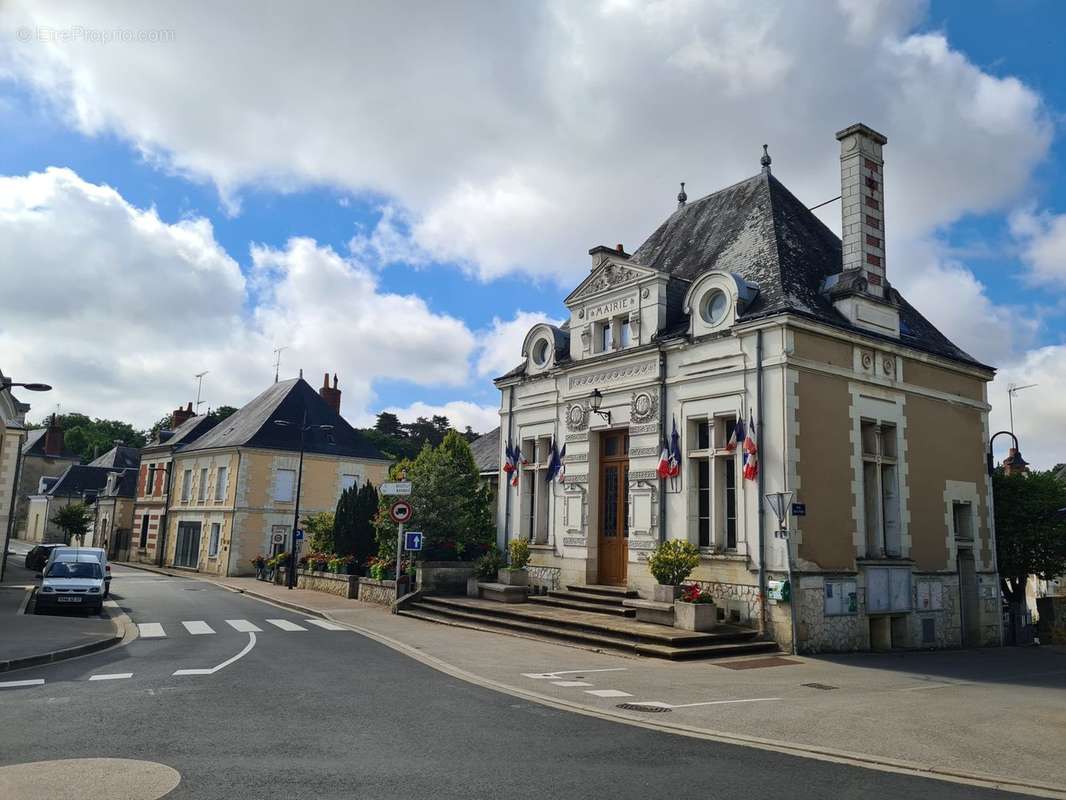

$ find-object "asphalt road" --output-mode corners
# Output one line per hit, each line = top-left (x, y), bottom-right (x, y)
(0, 565), (1033, 799)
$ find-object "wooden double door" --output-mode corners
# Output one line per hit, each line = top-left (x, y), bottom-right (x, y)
(597, 431), (629, 586)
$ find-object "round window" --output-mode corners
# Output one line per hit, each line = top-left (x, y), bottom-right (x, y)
(699, 289), (730, 325)
(532, 338), (550, 367)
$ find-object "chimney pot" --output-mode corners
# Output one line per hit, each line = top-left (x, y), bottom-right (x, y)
(43, 413), (64, 457)
(171, 402), (195, 430)
(318, 370), (342, 415)
(836, 123), (888, 298)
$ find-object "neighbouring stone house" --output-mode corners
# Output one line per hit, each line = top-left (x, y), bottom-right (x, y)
(0, 370), (31, 546)
(93, 467), (139, 561)
(12, 415), (80, 540)
(493, 123), (1001, 653)
(163, 374), (390, 577)
(470, 426), (500, 499)
(129, 404), (219, 566)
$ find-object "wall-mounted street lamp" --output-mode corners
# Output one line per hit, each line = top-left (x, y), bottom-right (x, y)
(274, 413), (334, 590)
(588, 389), (611, 425)
(987, 430), (1027, 476)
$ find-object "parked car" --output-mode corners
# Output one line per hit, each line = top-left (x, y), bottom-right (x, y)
(34, 559), (106, 615)
(24, 544), (62, 572)
(44, 547), (111, 597)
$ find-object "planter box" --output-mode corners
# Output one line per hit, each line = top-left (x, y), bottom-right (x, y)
(417, 561), (476, 595)
(286, 568), (360, 599)
(674, 601), (717, 631)
(653, 584), (682, 603)
(497, 568), (529, 587)
(358, 577), (397, 606)
(467, 576), (481, 598)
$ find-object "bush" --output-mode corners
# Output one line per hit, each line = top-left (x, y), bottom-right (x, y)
(474, 547), (503, 579)
(646, 540), (700, 585)
(507, 537), (530, 571)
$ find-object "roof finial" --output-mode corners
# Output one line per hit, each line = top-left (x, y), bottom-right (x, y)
(677, 181), (687, 210)
(761, 144), (772, 174)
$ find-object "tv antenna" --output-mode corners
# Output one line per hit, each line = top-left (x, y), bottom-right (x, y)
(273, 346), (287, 383)
(1007, 383), (1037, 435)
(194, 371), (209, 412)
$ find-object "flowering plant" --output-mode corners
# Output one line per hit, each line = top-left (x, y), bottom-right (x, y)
(251, 554), (266, 567)
(680, 583), (715, 604)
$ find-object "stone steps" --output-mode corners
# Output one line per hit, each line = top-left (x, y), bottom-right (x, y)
(527, 594), (636, 617)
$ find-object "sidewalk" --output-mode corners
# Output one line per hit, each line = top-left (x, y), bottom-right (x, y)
(120, 560), (1066, 798)
(1, 545), (124, 672)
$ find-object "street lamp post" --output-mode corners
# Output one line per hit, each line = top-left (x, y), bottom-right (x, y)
(0, 377), (53, 582)
(274, 412), (333, 590)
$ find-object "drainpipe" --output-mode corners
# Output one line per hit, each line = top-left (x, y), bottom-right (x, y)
(502, 385), (515, 553)
(658, 350), (667, 542)
(756, 329), (767, 634)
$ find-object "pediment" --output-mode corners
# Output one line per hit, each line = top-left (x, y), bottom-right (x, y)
(565, 259), (657, 305)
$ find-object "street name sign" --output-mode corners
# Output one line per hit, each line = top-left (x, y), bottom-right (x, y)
(404, 531), (423, 551)
(380, 481), (413, 496)
(791, 502), (806, 517)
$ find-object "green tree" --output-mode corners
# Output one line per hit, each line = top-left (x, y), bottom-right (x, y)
(994, 469), (1066, 604)
(302, 511), (336, 553)
(51, 502), (93, 545)
(31, 412), (146, 462)
(374, 432), (493, 561)
(211, 405), (239, 422)
(334, 481), (380, 565)
(374, 412), (405, 438)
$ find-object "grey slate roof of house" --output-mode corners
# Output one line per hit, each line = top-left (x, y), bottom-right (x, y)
(45, 465), (115, 497)
(182, 378), (386, 460)
(89, 445), (141, 470)
(470, 427), (500, 474)
(498, 170), (985, 380)
(21, 428), (79, 460)
(144, 414), (219, 452)
(100, 467), (139, 498)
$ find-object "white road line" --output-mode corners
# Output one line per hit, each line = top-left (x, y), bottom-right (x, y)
(226, 619), (263, 632)
(181, 620), (215, 635)
(174, 632), (256, 676)
(137, 623), (166, 638)
(0, 679), (44, 689)
(304, 619), (346, 631)
(266, 619), (306, 631)
(668, 697), (781, 709)
(522, 667), (628, 679)
(899, 682), (967, 692)
(585, 689), (632, 698)
(551, 681), (593, 687)
(89, 673), (132, 681)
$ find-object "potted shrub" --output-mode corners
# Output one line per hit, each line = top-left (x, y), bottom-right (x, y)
(329, 554), (355, 574)
(313, 552), (331, 572)
(646, 540), (701, 602)
(470, 548), (502, 596)
(498, 537), (530, 587)
(251, 554), (267, 580)
(675, 583), (717, 631)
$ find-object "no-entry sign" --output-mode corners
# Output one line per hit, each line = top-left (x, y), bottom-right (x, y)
(389, 500), (413, 524)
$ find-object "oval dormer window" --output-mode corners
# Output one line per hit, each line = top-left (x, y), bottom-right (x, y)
(699, 289), (729, 326)
(532, 338), (551, 367)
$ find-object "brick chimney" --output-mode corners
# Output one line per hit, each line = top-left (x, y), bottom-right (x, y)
(43, 413), (64, 457)
(171, 402), (194, 430)
(836, 123), (888, 298)
(319, 373), (341, 415)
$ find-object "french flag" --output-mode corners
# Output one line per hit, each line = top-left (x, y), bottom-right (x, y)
(503, 442), (516, 474)
(656, 441), (671, 479)
(743, 413), (759, 481)
(725, 418), (746, 453)
(667, 417), (681, 478)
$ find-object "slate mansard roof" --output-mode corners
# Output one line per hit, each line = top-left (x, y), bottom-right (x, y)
(21, 428), (79, 460)
(499, 169), (984, 380)
(470, 427), (501, 474)
(144, 413), (219, 453)
(182, 378), (387, 460)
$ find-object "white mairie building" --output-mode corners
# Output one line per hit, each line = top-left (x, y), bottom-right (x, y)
(493, 123), (1002, 654)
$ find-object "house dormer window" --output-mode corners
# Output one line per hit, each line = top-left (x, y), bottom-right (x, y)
(699, 290), (729, 326)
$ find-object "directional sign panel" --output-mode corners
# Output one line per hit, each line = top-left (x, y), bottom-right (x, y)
(380, 481), (413, 496)
(389, 500), (413, 524)
(404, 531), (423, 551)
(294, 529), (304, 541)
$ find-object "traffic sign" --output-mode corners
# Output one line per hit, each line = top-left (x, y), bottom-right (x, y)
(271, 532), (285, 544)
(404, 531), (423, 551)
(389, 500), (413, 523)
(381, 481), (413, 496)
(294, 529), (304, 541)
(791, 502), (806, 517)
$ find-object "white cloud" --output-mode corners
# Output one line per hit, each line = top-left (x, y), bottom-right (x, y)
(0, 2), (1050, 281)
(475, 311), (564, 379)
(1009, 208), (1066, 288)
(0, 168), (477, 428)
(382, 401), (500, 436)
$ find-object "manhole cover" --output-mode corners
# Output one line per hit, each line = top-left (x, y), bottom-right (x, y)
(616, 703), (671, 713)
(802, 682), (838, 690)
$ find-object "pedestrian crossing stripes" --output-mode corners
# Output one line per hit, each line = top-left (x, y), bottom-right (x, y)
(134, 618), (343, 638)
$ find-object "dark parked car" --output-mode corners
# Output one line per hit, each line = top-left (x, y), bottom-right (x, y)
(24, 544), (62, 572)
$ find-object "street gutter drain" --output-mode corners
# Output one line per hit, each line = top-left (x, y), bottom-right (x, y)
(616, 703), (671, 713)
(802, 683), (838, 691)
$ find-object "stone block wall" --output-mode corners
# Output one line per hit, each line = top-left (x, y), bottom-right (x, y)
(295, 569), (358, 599)
(358, 577), (396, 606)
(1036, 596), (1066, 645)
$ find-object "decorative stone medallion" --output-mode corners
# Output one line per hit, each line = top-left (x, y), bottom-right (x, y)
(882, 356), (894, 377)
(630, 390), (658, 423)
(861, 351), (873, 370)
(565, 403), (588, 431)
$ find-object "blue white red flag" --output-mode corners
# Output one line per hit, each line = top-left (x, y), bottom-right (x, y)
(656, 442), (671, 479)
(726, 418), (746, 453)
(503, 442), (515, 474)
(668, 417), (681, 478)
(743, 413), (759, 481)
(545, 439), (560, 482)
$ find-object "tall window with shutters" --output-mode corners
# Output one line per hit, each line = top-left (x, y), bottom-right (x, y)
(689, 417), (738, 551)
(861, 420), (901, 557)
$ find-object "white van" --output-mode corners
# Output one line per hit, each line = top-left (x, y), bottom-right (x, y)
(43, 547), (112, 597)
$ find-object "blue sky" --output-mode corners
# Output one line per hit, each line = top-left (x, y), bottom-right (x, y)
(0, 1), (1063, 466)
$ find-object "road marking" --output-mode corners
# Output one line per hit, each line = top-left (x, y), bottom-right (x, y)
(899, 682), (967, 692)
(226, 619), (263, 632)
(551, 681), (593, 687)
(664, 697), (781, 709)
(0, 679), (45, 689)
(137, 623), (166, 638)
(266, 619), (306, 631)
(182, 620), (215, 635)
(89, 673), (133, 681)
(585, 689), (632, 698)
(173, 632), (256, 676)
(304, 618), (346, 631)
(522, 667), (628, 679)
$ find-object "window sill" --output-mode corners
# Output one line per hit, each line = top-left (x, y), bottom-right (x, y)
(856, 557), (914, 566)
(529, 543), (553, 551)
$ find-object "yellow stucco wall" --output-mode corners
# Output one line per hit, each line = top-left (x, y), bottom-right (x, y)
(903, 358), (984, 402)
(793, 330), (853, 369)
